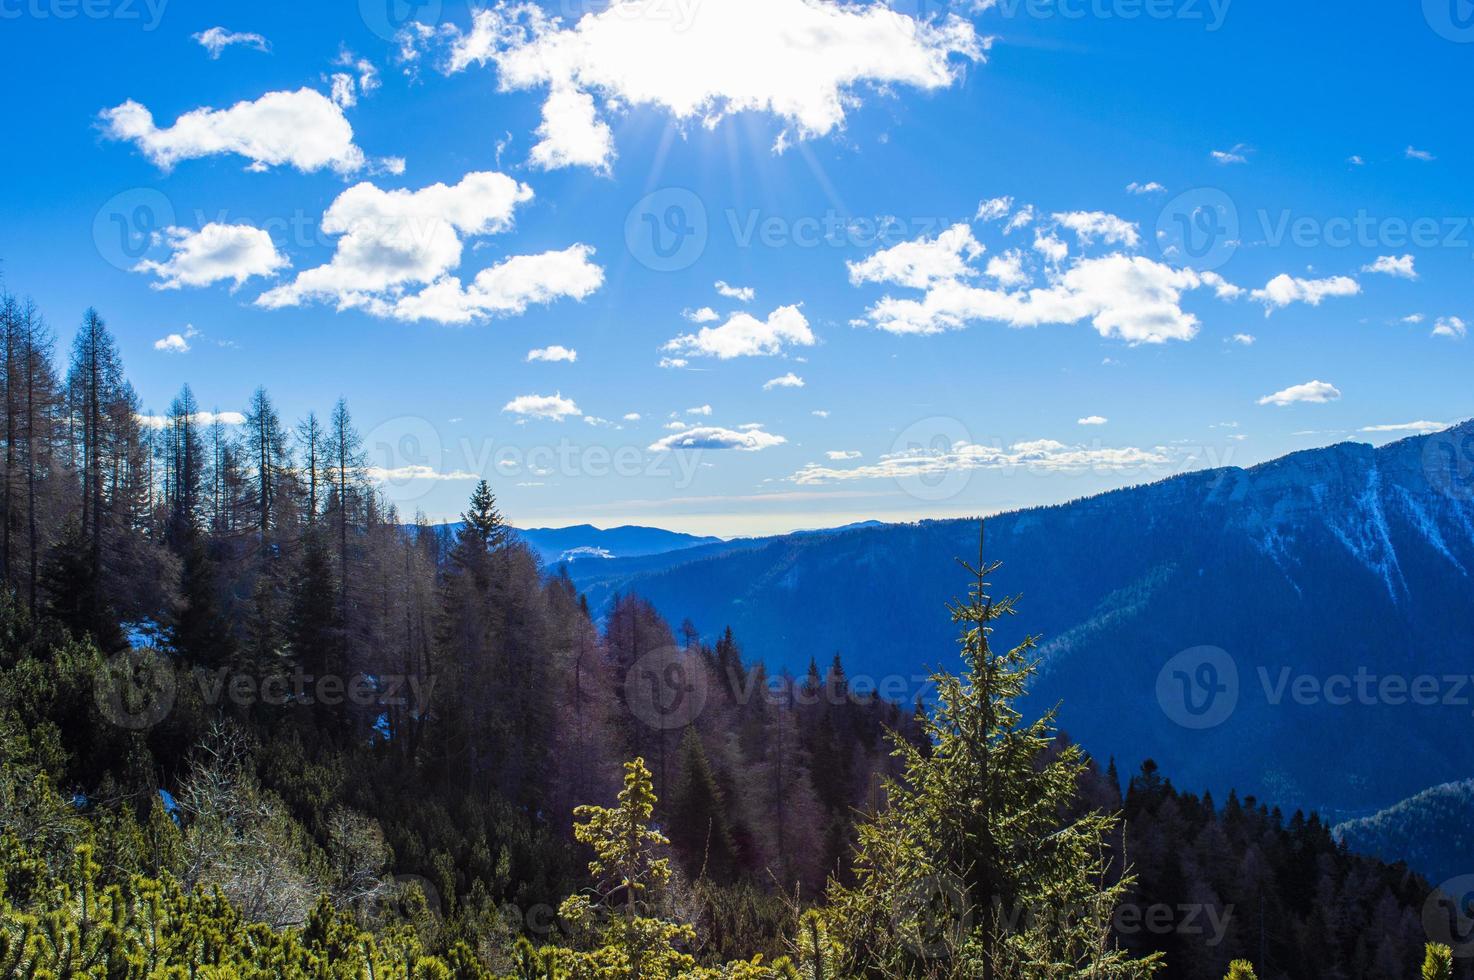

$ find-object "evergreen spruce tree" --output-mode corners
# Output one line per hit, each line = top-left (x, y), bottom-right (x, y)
(827, 528), (1162, 979)
(459, 480), (507, 552)
(666, 728), (738, 884)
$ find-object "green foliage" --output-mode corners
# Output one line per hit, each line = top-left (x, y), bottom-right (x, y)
(1424, 944), (1455, 980)
(1224, 962), (1257, 980)
(826, 543), (1161, 979)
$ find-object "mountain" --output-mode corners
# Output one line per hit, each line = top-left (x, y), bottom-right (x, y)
(516, 523), (723, 566)
(564, 422), (1474, 820)
(422, 522), (723, 566)
(1334, 779), (1474, 886)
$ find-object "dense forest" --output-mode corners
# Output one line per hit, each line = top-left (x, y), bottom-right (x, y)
(0, 289), (1467, 977)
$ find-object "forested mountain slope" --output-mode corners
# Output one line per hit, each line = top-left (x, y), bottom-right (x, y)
(568, 423), (1474, 817)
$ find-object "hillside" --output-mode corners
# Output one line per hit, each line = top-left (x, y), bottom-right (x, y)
(566, 422), (1474, 818)
(1335, 780), (1474, 886)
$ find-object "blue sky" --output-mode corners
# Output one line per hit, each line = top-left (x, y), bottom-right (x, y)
(1, 0), (1470, 536)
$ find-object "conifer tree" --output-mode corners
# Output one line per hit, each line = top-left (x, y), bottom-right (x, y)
(1423, 944), (1454, 980)
(827, 528), (1162, 979)
(667, 728), (738, 884)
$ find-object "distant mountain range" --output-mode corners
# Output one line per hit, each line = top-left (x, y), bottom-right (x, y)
(560, 422), (1474, 827)
(424, 522), (723, 567)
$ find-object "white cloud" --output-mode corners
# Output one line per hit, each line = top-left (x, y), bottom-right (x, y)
(528, 345), (577, 362)
(134, 223), (288, 290)
(664, 304), (815, 359)
(648, 424), (787, 452)
(193, 27), (270, 58)
(763, 372), (805, 390)
(623, 412), (642, 421)
(686, 404), (713, 416)
(715, 280), (755, 302)
(255, 172), (600, 323)
(1402, 314), (1426, 324)
(1052, 211), (1140, 248)
(1211, 144), (1250, 165)
(1406, 146), (1435, 162)
(100, 88), (366, 175)
(503, 392), (581, 421)
(259, 172), (530, 305)
(684, 306), (720, 323)
(659, 357), (689, 369)
(366, 464), (480, 482)
(849, 224), (983, 290)
(854, 228), (1222, 344)
(438, 0), (986, 172)
(794, 438), (1170, 484)
(976, 196), (1013, 221)
(811, 409), (830, 418)
(1360, 421), (1447, 434)
(1004, 205), (1035, 233)
(1251, 273), (1360, 312)
(1362, 254), (1417, 279)
(1126, 181), (1166, 195)
(1032, 232), (1068, 264)
(984, 249), (1027, 287)
(137, 410), (245, 430)
(1231, 333), (1256, 345)
(1347, 155), (1364, 166)
(1433, 316), (1467, 340)
(1258, 380), (1342, 407)
(387, 245), (605, 324)
(826, 450), (861, 460)
(1077, 415), (1108, 426)
(153, 325), (198, 353)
